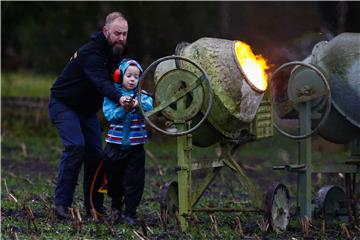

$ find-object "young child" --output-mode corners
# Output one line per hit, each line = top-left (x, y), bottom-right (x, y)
(102, 58), (153, 225)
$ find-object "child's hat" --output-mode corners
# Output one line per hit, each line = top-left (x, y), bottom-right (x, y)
(113, 58), (143, 84)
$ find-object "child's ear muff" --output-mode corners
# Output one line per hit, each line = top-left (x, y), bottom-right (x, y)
(113, 69), (121, 83)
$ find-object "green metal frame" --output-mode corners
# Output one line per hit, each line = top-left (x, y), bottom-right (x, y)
(175, 131), (265, 231)
(175, 98), (192, 230)
(274, 105), (360, 220)
(142, 55), (274, 231)
(270, 60), (359, 221)
(174, 99), (272, 232)
(298, 102), (313, 218)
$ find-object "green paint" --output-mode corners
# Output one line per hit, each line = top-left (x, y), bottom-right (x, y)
(298, 102), (313, 219)
(176, 101), (191, 231)
(176, 38), (266, 140)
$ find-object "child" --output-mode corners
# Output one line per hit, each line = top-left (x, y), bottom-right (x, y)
(102, 58), (153, 225)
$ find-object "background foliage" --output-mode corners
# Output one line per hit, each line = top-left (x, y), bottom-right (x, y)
(2, 2), (360, 74)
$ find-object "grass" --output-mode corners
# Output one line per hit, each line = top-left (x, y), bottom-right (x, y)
(2, 130), (358, 239)
(1, 71), (55, 97)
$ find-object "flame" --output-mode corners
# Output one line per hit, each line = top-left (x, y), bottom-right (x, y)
(234, 41), (269, 91)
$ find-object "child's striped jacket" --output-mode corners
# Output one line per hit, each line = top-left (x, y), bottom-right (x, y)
(103, 84), (153, 146)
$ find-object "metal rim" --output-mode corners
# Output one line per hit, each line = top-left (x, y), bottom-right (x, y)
(137, 55), (214, 136)
(270, 61), (332, 140)
(232, 41), (267, 94)
(315, 185), (348, 223)
(265, 182), (290, 232)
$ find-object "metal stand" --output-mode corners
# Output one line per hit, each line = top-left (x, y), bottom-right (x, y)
(167, 98), (273, 232)
(140, 54), (278, 231)
(176, 120), (192, 231)
(274, 108), (360, 222)
(175, 96), (192, 231)
(345, 137), (360, 225)
(175, 132), (263, 231)
(298, 102), (313, 218)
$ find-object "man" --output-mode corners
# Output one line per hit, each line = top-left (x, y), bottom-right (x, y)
(48, 12), (129, 219)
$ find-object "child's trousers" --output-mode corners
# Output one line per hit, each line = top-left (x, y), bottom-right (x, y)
(103, 143), (145, 218)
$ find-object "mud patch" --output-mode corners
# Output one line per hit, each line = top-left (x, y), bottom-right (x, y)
(2, 157), (57, 179)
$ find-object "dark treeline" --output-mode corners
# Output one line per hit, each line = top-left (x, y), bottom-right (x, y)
(2, 1), (360, 74)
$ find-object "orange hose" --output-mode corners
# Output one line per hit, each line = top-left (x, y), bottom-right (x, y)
(90, 160), (104, 217)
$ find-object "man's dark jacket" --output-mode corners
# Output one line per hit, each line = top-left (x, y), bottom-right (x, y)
(51, 32), (123, 114)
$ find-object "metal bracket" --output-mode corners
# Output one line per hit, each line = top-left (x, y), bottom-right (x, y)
(175, 165), (190, 172)
(273, 164), (306, 172)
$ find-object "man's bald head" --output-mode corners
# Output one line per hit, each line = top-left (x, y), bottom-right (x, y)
(103, 12), (128, 56)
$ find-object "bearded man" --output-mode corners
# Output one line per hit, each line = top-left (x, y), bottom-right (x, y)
(49, 12), (129, 220)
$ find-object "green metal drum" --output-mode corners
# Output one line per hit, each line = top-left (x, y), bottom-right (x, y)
(154, 38), (273, 147)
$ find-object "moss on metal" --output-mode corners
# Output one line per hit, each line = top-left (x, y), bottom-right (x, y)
(153, 37), (273, 145)
(177, 37), (265, 139)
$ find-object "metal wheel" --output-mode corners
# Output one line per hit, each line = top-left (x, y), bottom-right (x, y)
(265, 182), (290, 232)
(315, 185), (348, 224)
(270, 61), (332, 139)
(137, 55), (213, 136)
(160, 181), (179, 228)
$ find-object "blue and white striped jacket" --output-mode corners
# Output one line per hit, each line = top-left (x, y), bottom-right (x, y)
(103, 83), (153, 146)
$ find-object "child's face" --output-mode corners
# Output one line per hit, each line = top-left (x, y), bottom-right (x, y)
(122, 65), (140, 90)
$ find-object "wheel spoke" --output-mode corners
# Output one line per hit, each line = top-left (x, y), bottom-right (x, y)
(274, 198), (280, 208)
(145, 78), (202, 118)
(274, 193), (282, 208)
(275, 189), (288, 209)
(272, 210), (278, 221)
(294, 90), (329, 104)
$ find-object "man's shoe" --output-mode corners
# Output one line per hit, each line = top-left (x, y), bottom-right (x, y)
(55, 205), (68, 220)
(107, 208), (122, 224)
(122, 215), (138, 226)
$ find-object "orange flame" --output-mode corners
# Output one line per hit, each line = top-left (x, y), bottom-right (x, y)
(234, 41), (269, 91)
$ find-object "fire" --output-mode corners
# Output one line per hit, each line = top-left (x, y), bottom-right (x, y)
(234, 41), (269, 91)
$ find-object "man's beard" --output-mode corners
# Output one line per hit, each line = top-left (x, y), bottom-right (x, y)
(111, 44), (124, 56)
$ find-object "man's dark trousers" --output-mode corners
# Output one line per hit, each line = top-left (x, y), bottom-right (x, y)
(48, 96), (104, 212)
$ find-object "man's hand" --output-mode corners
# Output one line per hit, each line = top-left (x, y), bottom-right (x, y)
(120, 96), (134, 112)
(119, 96), (127, 106)
(131, 99), (139, 108)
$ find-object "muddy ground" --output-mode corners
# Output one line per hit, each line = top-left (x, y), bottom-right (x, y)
(2, 133), (359, 239)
